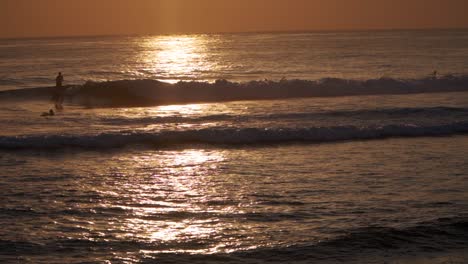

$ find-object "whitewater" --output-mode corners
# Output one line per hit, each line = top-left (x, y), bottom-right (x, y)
(1, 30), (468, 263)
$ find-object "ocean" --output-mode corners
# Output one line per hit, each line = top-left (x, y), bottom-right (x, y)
(1, 30), (468, 263)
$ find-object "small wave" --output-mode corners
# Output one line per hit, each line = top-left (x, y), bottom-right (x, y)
(0, 78), (24, 86)
(97, 106), (468, 126)
(2, 217), (467, 262)
(2, 76), (468, 106)
(1, 122), (468, 150)
(0, 207), (43, 217)
(231, 217), (468, 262)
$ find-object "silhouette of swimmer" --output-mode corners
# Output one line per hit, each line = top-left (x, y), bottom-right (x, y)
(431, 70), (438, 80)
(52, 72), (65, 110)
(41, 109), (55, 117)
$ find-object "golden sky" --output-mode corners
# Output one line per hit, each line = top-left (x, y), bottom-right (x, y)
(1, 0), (468, 38)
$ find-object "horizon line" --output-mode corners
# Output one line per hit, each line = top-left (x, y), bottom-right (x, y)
(1, 26), (468, 41)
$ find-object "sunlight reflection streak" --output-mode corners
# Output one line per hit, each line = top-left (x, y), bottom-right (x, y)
(114, 150), (228, 251)
(139, 35), (214, 82)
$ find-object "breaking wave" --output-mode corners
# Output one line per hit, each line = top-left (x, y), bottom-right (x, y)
(1, 75), (468, 106)
(1, 121), (468, 150)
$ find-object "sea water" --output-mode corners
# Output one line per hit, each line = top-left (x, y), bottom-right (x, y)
(1, 30), (468, 263)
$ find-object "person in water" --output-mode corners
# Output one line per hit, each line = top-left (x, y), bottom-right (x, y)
(41, 109), (55, 116)
(52, 72), (65, 109)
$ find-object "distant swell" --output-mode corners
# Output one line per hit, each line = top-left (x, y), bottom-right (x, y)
(1, 75), (468, 106)
(1, 121), (468, 150)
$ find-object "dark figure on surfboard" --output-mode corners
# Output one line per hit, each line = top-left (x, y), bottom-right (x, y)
(52, 72), (65, 110)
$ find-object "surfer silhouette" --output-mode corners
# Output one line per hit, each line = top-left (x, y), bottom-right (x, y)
(52, 72), (65, 109)
(56, 72), (63, 87)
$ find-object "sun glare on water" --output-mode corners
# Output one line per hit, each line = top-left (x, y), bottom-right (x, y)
(139, 35), (215, 83)
(117, 103), (212, 121)
(89, 36), (247, 254)
(101, 149), (234, 254)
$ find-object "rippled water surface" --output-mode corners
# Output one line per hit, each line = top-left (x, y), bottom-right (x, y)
(2, 136), (468, 263)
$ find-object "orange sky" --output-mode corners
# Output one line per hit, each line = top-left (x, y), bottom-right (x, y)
(1, 0), (468, 38)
